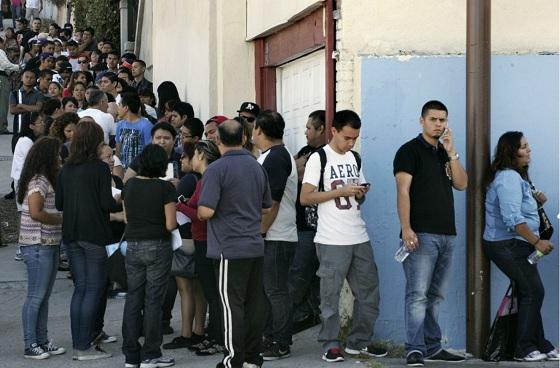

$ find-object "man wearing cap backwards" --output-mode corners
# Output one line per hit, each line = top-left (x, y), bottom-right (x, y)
(237, 101), (260, 124)
(204, 115), (228, 141)
(0, 36), (21, 134)
(24, 0), (43, 21)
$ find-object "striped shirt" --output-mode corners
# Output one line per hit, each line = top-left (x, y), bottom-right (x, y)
(19, 175), (62, 246)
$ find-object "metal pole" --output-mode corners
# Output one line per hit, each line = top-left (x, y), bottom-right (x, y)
(466, 0), (491, 357)
(324, 0), (336, 142)
(120, 0), (128, 53)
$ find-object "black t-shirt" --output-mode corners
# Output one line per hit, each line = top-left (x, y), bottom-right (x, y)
(295, 144), (323, 231)
(55, 160), (115, 245)
(122, 177), (177, 240)
(393, 134), (456, 235)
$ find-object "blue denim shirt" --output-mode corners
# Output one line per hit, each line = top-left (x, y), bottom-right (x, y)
(483, 169), (539, 241)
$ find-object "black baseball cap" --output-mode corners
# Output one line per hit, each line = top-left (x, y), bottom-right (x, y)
(237, 102), (260, 117)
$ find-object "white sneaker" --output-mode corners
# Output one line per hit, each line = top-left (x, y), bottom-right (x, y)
(546, 348), (560, 361)
(515, 350), (547, 362)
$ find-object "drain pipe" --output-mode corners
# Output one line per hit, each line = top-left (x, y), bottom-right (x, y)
(466, 0), (491, 358)
(325, 0), (336, 141)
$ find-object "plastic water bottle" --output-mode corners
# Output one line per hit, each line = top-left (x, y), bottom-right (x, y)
(527, 250), (544, 264)
(394, 242), (410, 263)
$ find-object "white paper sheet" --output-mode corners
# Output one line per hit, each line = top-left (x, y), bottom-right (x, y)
(177, 212), (191, 225)
(160, 163), (175, 181)
(171, 229), (182, 251)
(111, 187), (121, 199)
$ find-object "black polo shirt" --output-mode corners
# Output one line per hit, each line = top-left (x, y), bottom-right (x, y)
(393, 134), (456, 235)
(10, 87), (46, 134)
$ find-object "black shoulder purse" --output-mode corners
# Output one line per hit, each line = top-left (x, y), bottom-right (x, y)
(529, 181), (554, 240)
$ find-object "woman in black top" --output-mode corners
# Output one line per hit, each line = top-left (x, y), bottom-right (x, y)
(55, 120), (114, 361)
(121, 144), (177, 367)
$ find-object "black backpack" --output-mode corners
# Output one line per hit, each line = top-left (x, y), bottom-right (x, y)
(304, 147), (362, 229)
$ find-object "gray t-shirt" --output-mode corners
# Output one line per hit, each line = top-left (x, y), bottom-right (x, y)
(199, 149), (272, 260)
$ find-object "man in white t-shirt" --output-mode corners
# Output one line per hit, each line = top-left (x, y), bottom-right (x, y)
(78, 90), (115, 145)
(300, 110), (386, 363)
(253, 111), (298, 361)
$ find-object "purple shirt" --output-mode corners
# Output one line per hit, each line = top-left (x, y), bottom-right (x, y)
(199, 149), (271, 260)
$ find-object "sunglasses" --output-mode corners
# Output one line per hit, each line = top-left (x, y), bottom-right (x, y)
(78, 60), (88, 64)
(239, 115), (255, 123)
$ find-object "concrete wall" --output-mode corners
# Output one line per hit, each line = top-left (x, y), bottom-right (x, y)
(246, 0), (323, 39)
(336, 0), (559, 113)
(147, 0), (254, 120)
(360, 54), (559, 347)
(135, 0), (153, 80)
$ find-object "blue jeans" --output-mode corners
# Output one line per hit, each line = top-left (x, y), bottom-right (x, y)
(483, 238), (554, 357)
(263, 240), (296, 346)
(67, 241), (108, 350)
(21, 244), (59, 348)
(403, 233), (455, 356)
(11, 5), (22, 27)
(122, 239), (172, 364)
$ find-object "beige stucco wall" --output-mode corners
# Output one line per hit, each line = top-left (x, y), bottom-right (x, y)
(246, 0), (323, 39)
(336, 0), (559, 114)
(135, 0), (153, 80)
(147, 0), (254, 120)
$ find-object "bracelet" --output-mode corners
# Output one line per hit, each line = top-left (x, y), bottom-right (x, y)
(532, 238), (540, 246)
(449, 152), (459, 161)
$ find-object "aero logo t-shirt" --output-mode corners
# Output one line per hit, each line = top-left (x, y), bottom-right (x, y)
(303, 144), (369, 246)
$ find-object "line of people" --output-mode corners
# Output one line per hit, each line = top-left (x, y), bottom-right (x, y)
(6, 20), (558, 368)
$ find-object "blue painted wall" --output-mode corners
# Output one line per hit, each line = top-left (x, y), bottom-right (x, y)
(360, 54), (559, 348)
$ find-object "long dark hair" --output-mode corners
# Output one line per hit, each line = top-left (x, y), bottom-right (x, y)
(18, 112), (42, 141)
(67, 119), (104, 164)
(488, 131), (528, 184)
(17, 136), (61, 204)
(156, 81), (179, 117)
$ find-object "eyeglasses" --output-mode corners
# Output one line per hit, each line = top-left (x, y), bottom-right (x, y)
(78, 60), (88, 64)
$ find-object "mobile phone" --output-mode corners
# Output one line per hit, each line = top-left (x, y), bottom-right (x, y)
(360, 183), (371, 188)
(441, 128), (449, 138)
(178, 195), (186, 203)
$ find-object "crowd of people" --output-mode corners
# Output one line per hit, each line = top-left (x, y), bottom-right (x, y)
(2, 13), (558, 368)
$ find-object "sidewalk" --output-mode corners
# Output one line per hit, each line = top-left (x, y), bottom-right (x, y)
(0, 242), (557, 368)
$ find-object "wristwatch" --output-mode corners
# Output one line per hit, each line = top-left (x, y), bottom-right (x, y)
(449, 152), (459, 161)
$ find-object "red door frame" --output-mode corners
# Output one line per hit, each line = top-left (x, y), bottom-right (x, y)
(254, 2), (336, 141)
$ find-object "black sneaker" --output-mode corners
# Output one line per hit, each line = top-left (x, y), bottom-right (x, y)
(163, 336), (190, 349)
(261, 342), (290, 361)
(406, 351), (424, 366)
(345, 344), (387, 357)
(322, 347), (344, 362)
(140, 356), (175, 368)
(41, 340), (66, 355)
(24, 343), (50, 360)
(425, 349), (465, 362)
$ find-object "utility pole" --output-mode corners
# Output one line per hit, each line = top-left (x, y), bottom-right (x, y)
(466, 0), (491, 357)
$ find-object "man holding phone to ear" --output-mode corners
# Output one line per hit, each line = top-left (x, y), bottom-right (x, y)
(393, 100), (467, 367)
(300, 110), (386, 363)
